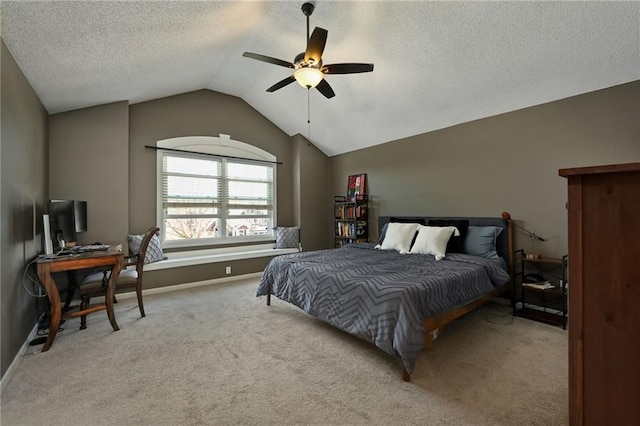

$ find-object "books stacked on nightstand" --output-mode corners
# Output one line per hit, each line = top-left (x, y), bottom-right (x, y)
(522, 273), (554, 290)
(523, 282), (554, 290)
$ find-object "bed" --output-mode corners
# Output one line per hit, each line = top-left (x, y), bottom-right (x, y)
(257, 214), (514, 381)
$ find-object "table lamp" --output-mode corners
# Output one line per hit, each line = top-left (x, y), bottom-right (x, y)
(502, 212), (545, 259)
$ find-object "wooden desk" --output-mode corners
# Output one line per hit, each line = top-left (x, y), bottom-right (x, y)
(36, 248), (124, 352)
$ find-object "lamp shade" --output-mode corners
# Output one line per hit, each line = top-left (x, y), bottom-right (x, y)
(294, 67), (323, 88)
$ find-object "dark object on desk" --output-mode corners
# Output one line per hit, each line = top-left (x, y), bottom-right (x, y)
(79, 244), (109, 252)
(68, 244), (109, 254)
(78, 226), (159, 329)
(48, 200), (87, 250)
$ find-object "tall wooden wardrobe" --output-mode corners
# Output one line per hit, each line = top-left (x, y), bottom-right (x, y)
(559, 163), (640, 426)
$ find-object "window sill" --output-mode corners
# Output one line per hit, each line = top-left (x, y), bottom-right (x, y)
(144, 243), (299, 271)
(162, 235), (275, 250)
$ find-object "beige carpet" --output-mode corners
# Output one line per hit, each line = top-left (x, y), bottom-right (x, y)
(1, 278), (568, 425)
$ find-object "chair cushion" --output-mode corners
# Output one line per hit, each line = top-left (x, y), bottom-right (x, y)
(80, 270), (108, 285)
(116, 269), (139, 285)
(80, 268), (138, 293)
(79, 272), (108, 293)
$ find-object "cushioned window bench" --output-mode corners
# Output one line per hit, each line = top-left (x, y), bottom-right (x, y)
(143, 244), (300, 271)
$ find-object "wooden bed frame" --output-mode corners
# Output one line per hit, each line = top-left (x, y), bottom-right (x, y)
(264, 212), (515, 382)
(378, 213), (515, 382)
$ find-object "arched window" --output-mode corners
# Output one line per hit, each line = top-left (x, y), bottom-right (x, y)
(156, 135), (277, 248)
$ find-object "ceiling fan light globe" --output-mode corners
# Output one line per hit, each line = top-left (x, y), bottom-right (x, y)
(294, 67), (324, 88)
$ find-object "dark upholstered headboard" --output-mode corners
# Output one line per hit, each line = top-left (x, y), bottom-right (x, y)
(378, 216), (513, 275)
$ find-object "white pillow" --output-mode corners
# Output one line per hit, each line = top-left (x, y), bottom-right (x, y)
(377, 222), (420, 254)
(410, 225), (457, 260)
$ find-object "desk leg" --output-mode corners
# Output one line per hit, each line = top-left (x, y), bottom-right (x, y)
(104, 258), (122, 331)
(36, 263), (62, 352)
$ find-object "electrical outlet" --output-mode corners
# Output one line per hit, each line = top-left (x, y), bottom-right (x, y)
(225, 266), (231, 275)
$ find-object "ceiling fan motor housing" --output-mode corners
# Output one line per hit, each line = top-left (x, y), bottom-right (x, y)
(301, 2), (315, 17)
(294, 52), (322, 69)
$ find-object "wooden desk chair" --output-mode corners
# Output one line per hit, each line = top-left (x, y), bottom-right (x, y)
(78, 226), (160, 329)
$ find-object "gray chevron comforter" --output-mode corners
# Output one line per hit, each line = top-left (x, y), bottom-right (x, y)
(257, 243), (510, 374)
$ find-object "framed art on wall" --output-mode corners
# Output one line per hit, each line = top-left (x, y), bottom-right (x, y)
(346, 173), (366, 201)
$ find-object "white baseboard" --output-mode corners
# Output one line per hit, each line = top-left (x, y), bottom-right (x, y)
(1, 315), (42, 395)
(1, 273), (262, 396)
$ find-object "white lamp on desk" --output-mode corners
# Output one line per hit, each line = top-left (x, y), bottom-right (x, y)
(43, 214), (53, 255)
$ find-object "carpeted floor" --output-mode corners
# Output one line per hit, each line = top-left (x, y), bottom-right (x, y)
(1, 277), (568, 425)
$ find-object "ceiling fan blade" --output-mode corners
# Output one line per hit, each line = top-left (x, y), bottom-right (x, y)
(266, 76), (296, 92)
(315, 79), (335, 99)
(304, 27), (328, 64)
(323, 63), (374, 74)
(243, 52), (294, 69)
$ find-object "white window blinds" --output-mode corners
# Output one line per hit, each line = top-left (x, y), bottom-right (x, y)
(161, 152), (274, 244)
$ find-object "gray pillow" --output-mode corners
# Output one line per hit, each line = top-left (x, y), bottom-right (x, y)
(377, 222), (389, 245)
(463, 226), (502, 259)
(128, 233), (165, 264)
(274, 227), (299, 249)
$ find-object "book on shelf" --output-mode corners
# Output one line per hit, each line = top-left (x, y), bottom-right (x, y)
(522, 282), (555, 290)
(521, 272), (554, 289)
(354, 174), (365, 197)
(336, 221), (357, 237)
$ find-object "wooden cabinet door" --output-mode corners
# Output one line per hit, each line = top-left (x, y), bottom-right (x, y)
(561, 163), (640, 426)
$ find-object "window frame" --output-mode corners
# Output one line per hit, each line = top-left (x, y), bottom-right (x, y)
(156, 135), (277, 249)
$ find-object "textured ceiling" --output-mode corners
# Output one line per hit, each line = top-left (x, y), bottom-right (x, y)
(2, 1), (639, 156)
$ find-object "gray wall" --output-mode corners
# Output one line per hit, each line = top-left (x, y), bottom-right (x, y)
(292, 134), (333, 251)
(144, 257), (272, 289)
(45, 90), (332, 289)
(329, 81), (640, 259)
(128, 90), (295, 234)
(49, 102), (130, 249)
(1, 40), (49, 378)
(127, 90), (308, 286)
(0, 83), (332, 377)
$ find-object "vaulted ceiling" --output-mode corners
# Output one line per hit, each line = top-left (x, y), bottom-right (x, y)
(2, 1), (638, 156)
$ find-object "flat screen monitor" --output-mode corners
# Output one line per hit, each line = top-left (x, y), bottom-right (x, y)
(73, 201), (87, 233)
(48, 200), (87, 247)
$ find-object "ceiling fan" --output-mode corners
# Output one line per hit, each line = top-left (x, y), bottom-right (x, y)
(242, 2), (374, 99)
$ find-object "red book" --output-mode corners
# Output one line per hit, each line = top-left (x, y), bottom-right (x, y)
(359, 174), (366, 196)
(347, 175), (357, 201)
